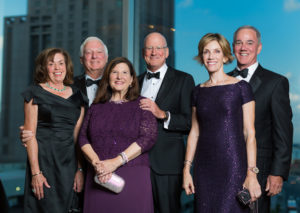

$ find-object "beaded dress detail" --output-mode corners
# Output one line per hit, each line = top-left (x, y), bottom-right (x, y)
(192, 80), (254, 213)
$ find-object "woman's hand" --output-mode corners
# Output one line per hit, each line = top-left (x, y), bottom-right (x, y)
(31, 173), (50, 200)
(96, 173), (113, 184)
(243, 174), (261, 202)
(73, 170), (84, 192)
(93, 157), (122, 183)
(183, 166), (195, 195)
(99, 157), (122, 176)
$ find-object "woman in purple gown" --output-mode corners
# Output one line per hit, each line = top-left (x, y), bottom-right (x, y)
(78, 57), (157, 213)
(182, 33), (261, 212)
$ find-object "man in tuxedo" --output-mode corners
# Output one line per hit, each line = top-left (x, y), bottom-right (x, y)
(74, 36), (108, 106)
(228, 25), (293, 212)
(138, 32), (195, 213)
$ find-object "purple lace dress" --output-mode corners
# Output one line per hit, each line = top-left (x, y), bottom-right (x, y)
(78, 96), (157, 213)
(192, 80), (254, 213)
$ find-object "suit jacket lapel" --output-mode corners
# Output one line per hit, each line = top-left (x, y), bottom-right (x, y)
(249, 64), (263, 94)
(155, 67), (175, 105)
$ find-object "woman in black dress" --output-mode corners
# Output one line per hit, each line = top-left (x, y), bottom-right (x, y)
(22, 48), (86, 213)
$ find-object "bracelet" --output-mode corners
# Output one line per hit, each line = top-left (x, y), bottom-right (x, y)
(184, 160), (192, 167)
(119, 152), (129, 165)
(77, 168), (84, 172)
(32, 171), (42, 177)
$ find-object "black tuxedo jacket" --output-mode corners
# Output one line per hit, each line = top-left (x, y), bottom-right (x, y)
(138, 67), (195, 175)
(74, 74), (88, 96)
(229, 64), (293, 181)
(73, 74), (90, 110)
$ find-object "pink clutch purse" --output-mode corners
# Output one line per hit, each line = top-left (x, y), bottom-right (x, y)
(94, 173), (125, 193)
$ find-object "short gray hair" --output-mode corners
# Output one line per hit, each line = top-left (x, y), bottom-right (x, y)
(233, 25), (261, 44)
(79, 36), (108, 57)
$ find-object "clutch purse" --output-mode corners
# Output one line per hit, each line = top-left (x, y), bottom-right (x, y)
(237, 188), (258, 213)
(94, 173), (125, 193)
(237, 188), (251, 205)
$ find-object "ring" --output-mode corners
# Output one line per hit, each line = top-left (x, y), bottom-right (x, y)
(32, 189), (35, 193)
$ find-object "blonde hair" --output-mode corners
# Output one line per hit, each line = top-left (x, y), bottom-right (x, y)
(195, 33), (234, 65)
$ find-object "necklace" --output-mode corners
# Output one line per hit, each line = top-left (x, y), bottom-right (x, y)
(45, 82), (66, 92)
(109, 99), (127, 104)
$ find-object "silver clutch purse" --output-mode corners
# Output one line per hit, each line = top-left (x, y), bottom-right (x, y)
(94, 173), (125, 193)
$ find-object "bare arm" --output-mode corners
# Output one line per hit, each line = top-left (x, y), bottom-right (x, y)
(242, 101), (261, 201)
(183, 107), (199, 195)
(24, 99), (50, 200)
(73, 106), (85, 192)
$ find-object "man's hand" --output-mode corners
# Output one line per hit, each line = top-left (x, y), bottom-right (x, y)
(19, 125), (34, 147)
(266, 175), (283, 196)
(139, 98), (165, 119)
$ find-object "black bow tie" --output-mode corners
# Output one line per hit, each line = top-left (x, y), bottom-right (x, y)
(86, 79), (101, 87)
(146, 72), (160, 80)
(232, 68), (249, 78)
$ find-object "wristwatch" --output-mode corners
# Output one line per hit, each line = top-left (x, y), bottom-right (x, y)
(248, 166), (259, 174)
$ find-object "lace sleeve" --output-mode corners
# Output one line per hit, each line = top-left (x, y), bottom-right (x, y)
(135, 109), (157, 153)
(78, 105), (94, 147)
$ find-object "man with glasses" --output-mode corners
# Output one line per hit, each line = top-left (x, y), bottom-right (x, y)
(139, 32), (195, 213)
(228, 25), (293, 212)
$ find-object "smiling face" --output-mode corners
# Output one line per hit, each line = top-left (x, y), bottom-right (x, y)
(81, 40), (108, 76)
(109, 62), (133, 96)
(202, 40), (227, 73)
(143, 33), (169, 72)
(233, 28), (262, 70)
(47, 53), (67, 84)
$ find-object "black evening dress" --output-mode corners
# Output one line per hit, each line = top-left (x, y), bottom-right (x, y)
(192, 80), (254, 213)
(22, 85), (87, 213)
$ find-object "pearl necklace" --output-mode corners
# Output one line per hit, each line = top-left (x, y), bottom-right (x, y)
(45, 82), (66, 92)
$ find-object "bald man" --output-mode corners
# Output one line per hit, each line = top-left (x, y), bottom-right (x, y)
(139, 32), (195, 213)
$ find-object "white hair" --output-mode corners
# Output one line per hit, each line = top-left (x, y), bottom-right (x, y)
(79, 36), (108, 57)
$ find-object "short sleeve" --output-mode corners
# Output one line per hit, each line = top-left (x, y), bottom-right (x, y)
(191, 85), (199, 107)
(21, 85), (40, 104)
(239, 80), (254, 105)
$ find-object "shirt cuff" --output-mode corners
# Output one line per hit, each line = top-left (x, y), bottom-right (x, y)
(163, 111), (171, 129)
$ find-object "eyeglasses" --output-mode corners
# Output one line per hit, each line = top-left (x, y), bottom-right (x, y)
(144, 46), (167, 51)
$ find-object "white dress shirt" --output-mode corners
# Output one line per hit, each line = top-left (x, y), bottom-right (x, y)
(86, 75), (101, 106)
(141, 63), (171, 128)
(235, 62), (259, 83)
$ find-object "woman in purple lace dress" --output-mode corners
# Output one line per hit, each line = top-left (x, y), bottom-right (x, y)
(182, 33), (261, 212)
(78, 57), (157, 213)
